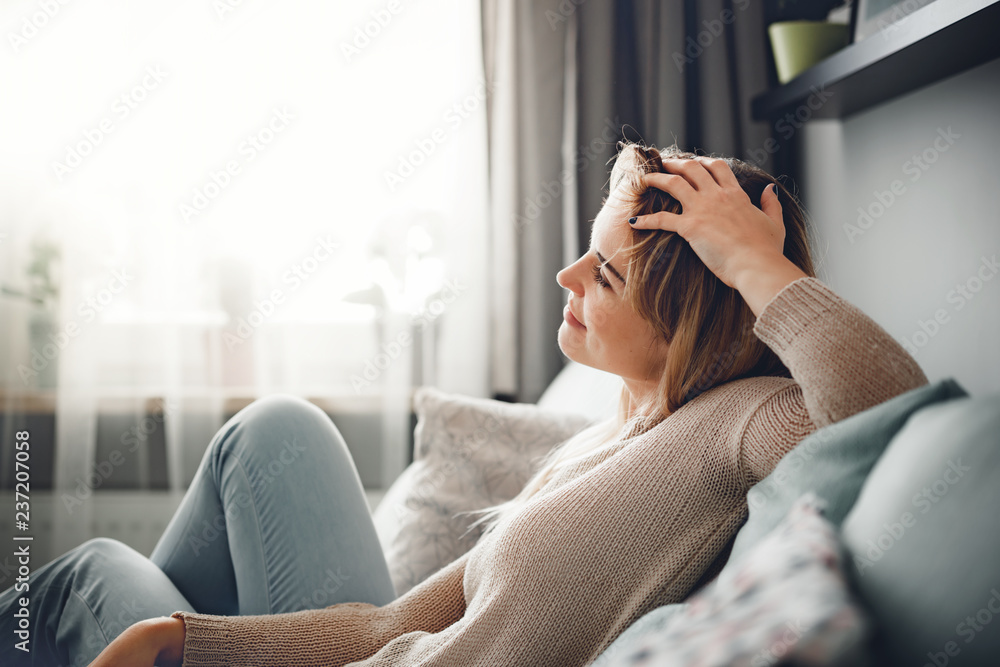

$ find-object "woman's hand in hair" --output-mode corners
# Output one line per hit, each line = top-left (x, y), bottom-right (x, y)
(630, 156), (807, 317)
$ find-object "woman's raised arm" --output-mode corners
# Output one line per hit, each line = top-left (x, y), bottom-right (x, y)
(630, 157), (928, 485)
(738, 275), (928, 485)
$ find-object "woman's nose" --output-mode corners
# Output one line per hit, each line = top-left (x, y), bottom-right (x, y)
(556, 258), (584, 295)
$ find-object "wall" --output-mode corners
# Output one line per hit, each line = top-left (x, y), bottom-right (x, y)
(794, 56), (1000, 397)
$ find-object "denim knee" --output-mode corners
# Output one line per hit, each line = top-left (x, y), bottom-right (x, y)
(77, 537), (131, 557)
(25, 538), (154, 624)
(239, 393), (327, 425)
(71, 538), (154, 587)
(214, 393), (342, 472)
(58, 537), (136, 572)
(22, 537), (194, 662)
(60, 537), (192, 613)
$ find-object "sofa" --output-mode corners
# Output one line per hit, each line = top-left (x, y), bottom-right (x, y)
(371, 361), (1000, 666)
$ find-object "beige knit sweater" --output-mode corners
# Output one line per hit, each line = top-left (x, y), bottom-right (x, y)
(170, 276), (928, 666)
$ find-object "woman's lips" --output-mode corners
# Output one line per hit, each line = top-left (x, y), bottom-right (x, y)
(564, 305), (586, 329)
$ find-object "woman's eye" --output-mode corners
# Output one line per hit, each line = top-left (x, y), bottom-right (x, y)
(591, 264), (611, 289)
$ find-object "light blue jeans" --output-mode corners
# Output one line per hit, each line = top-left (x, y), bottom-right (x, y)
(0, 394), (396, 666)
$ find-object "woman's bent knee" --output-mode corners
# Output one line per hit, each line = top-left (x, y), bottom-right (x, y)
(1, 537), (195, 665)
(63, 538), (153, 584)
(78, 537), (131, 557)
(242, 393), (325, 423)
(220, 393), (345, 462)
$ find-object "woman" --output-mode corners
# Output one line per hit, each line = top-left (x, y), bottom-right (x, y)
(0, 143), (928, 666)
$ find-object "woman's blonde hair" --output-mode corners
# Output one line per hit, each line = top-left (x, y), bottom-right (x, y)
(458, 141), (816, 539)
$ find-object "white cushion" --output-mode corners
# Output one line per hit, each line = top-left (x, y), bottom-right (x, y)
(371, 385), (594, 596)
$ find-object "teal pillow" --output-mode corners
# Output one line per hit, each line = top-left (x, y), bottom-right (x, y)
(726, 378), (967, 566)
(840, 391), (1000, 665)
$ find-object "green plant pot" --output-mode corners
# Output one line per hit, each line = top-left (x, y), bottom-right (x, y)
(768, 21), (850, 84)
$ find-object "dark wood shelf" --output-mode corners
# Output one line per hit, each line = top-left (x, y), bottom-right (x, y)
(752, 0), (1000, 121)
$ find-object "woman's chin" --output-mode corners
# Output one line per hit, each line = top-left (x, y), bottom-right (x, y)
(556, 327), (583, 361)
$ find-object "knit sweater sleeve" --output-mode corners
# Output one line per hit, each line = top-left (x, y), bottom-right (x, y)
(739, 276), (929, 486)
(169, 549), (470, 666)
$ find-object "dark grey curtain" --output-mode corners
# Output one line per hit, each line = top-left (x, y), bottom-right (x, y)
(481, 0), (773, 402)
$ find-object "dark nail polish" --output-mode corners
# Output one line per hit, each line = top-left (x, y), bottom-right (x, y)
(628, 217), (637, 225)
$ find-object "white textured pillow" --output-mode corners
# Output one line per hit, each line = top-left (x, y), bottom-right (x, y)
(372, 385), (595, 596)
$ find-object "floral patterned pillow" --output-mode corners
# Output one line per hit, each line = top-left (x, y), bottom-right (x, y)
(371, 385), (594, 596)
(601, 492), (873, 667)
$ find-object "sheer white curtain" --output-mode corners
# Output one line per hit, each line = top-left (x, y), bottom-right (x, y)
(0, 0), (489, 557)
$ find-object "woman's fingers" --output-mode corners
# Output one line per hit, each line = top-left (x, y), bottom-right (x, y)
(640, 172), (695, 205)
(628, 209), (685, 235)
(760, 183), (783, 227)
(692, 156), (742, 190)
(635, 160), (778, 243)
(659, 157), (718, 191)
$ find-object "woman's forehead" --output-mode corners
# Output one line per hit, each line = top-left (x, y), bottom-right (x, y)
(590, 189), (630, 259)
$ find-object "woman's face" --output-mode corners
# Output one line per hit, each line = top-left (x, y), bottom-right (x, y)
(556, 187), (669, 389)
